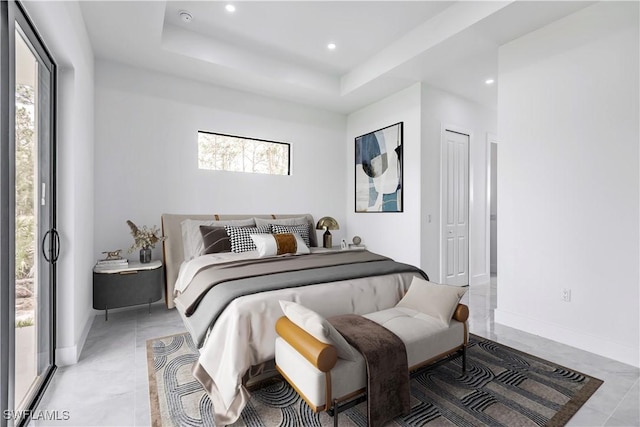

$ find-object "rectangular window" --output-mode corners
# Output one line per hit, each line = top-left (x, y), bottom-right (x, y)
(198, 131), (290, 175)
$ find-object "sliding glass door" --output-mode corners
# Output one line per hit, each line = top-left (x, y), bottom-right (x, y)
(1, 2), (57, 426)
(13, 15), (55, 416)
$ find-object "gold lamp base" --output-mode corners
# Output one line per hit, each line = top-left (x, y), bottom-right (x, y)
(323, 230), (332, 248)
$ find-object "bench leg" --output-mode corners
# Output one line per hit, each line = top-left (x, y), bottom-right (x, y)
(333, 399), (338, 427)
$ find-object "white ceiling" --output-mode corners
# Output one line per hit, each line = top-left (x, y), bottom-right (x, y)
(79, 1), (594, 114)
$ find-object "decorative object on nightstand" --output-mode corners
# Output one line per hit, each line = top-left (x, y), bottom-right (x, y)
(126, 220), (166, 263)
(349, 235), (366, 249)
(93, 260), (164, 320)
(95, 249), (128, 272)
(315, 216), (339, 248)
(95, 257), (128, 272)
(102, 249), (123, 260)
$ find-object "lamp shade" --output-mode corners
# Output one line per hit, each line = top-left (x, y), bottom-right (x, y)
(315, 216), (339, 231)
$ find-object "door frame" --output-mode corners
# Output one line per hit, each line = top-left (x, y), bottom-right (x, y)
(1, 2), (57, 425)
(0, 2), (13, 424)
(439, 123), (472, 285)
(15, 2), (58, 420)
(487, 133), (498, 276)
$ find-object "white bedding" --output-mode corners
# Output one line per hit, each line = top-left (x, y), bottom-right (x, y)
(174, 249), (423, 424)
(174, 251), (260, 293)
(186, 260), (419, 424)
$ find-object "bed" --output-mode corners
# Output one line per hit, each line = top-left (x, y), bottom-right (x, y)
(161, 213), (429, 425)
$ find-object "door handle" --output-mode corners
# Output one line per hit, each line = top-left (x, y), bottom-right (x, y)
(52, 229), (60, 263)
(42, 229), (51, 263)
(42, 229), (60, 264)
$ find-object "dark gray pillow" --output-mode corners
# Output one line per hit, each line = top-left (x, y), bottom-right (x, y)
(199, 226), (232, 254)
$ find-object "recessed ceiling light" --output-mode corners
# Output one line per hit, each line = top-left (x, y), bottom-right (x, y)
(226, 4), (236, 13)
(327, 43), (336, 50)
(485, 78), (495, 85)
(179, 10), (193, 23)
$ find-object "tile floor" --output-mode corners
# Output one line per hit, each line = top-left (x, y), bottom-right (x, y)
(32, 279), (639, 426)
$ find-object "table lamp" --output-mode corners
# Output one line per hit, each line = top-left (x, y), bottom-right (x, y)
(315, 217), (339, 248)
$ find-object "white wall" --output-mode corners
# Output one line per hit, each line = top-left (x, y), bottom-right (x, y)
(94, 61), (347, 260)
(495, 2), (639, 367)
(420, 85), (497, 283)
(345, 83), (496, 279)
(23, 1), (95, 365)
(346, 84), (423, 267)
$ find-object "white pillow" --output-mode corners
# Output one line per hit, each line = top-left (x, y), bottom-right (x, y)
(279, 300), (358, 361)
(396, 276), (467, 326)
(250, 233), (310, 257)
(180, 218), (255, 260)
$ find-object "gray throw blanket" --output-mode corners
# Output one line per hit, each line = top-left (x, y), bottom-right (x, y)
(177, 251), (392, 316)
(329, 314), (410, 427)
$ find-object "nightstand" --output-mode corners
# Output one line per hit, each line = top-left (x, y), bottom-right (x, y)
(93, 260), (164, 320)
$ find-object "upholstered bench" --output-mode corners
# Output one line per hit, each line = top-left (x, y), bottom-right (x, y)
(274, 277), (469, 426)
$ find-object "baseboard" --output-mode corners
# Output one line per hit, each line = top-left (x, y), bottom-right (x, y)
(55, 346), (77, 366)
(55, 312), (95, 366)
(76, 311), (94, 359)
(494, 309), (639, 368)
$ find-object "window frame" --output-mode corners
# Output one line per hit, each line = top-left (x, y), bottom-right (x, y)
(197, 130), (292, 176)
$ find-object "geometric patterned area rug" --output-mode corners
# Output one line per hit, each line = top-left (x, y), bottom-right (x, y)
(147, 333), (603, 427)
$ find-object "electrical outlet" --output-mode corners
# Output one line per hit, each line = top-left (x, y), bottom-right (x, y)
(561, 288), (571, 302)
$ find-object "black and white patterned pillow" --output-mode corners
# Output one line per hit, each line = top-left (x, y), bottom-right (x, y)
(225, 225), (271, 253)
(271, 224), (311, 247)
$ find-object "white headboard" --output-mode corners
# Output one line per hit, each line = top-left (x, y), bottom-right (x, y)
(160, 213), (316, 308)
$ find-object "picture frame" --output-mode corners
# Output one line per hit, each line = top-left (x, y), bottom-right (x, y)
(354, 122), (403, 212)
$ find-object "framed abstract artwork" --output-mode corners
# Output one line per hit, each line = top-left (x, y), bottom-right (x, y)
(355, 122), (403, 212)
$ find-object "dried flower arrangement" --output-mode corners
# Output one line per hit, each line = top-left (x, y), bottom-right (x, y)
(126, 220), (166, 252)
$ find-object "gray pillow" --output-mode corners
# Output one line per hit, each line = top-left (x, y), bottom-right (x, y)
(254, 216), (308, 228)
